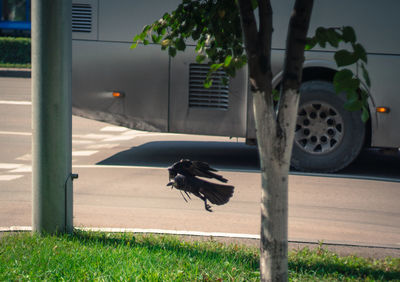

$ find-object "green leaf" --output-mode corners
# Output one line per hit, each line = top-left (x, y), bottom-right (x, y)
(143, 39), (149, 45)
(195, 40), (205, 52)
(196, 55), (206, 63)
(133, 34), (141, 42)
(204, 77), (213, 88)
(142, 24), (151, 33)
(342, 26), (356, 43)
(315, 27), (328, 48)
(130, 42), (139, 49)
(251, 0), (258, 9)
(326, 28), (340, 48)
(334, 69), (360, 96)
(139, 32), (147, 41)
(353, 43), (367, 63)
(224, 55), (233, 67)
(361, 106), (370, 122)
(175, 37), (186, 51)
(305, 37), (317, 50)
(168, 47), (177, 57)
(210, 63), (223, 72)
(361, 64), (371, 87)
(272, 89), (280, 102)
(151, 34), (161, 44)
(334, 50), (357, 67)
(333, 69), (353, 90)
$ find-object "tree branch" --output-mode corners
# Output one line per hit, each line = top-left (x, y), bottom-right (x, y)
(277, 0), (314, 146)
(280, 0), (314, 98)
(238, 0), (273, 107)
(258, 0), (273, 72)
(237, 0), (258, 58)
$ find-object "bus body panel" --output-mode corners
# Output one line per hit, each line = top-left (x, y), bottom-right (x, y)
(72, 0), (400, 152)
(169, 48), (248, 137)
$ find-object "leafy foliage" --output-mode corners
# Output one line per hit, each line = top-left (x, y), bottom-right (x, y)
(131, 0), (246, 87)
(0, 37), (31, 65)
(132, 2), (371, 121)
(306, 26), (371, 122)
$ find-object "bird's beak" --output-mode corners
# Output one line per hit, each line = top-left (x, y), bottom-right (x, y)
(167, 182), (173, 187)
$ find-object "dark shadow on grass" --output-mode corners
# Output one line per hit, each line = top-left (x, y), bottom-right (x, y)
(288, 248), (400, 280)
(72, 230), (259, 270)
(288, 260), (400, 280)
(71, 231), (399, 280)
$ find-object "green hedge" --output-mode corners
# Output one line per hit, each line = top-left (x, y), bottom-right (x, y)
(0, 37), (31, 65)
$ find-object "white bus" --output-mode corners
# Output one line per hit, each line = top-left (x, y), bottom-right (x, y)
(71, 0), (400, 172)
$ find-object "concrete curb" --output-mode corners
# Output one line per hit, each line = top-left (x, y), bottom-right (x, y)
(0, 68), (31, 78)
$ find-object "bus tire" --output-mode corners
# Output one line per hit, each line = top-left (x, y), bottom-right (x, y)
(290, 80), (365, 173)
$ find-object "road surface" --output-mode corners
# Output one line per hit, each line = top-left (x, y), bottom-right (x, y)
(1, 76), (399, 252)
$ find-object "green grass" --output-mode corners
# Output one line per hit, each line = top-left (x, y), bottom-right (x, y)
(0, 231), (399, 281)
(0, 62), (31, 68)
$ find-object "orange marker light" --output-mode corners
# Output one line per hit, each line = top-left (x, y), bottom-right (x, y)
(376, 107), (390, 113)
(112, 92), (124, 98)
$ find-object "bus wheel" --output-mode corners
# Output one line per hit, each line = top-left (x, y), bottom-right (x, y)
(290, 80), (365, 173)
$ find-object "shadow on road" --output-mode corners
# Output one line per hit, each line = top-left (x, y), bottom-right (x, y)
(97, 141), (400, 181)
(97, 141), (260, 170)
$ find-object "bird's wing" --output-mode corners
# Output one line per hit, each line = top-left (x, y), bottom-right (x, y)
(191, 161), (228, 183)
(170, 160), (228, 183)
(192, 161), (218, 172)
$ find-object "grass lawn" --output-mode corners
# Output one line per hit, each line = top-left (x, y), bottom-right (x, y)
(0, 231), (399, 281)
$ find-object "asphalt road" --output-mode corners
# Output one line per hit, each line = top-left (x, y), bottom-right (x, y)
(1, 76), (400, 251)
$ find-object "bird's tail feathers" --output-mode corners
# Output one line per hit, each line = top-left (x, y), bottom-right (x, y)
(202, 183), (234, 205)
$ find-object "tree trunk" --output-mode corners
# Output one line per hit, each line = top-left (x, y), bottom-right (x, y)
(255, 89), (299, 281)
(239, 0), (314, 281)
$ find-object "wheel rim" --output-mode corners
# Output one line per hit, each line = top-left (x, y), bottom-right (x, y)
(294, 101), (344, 155)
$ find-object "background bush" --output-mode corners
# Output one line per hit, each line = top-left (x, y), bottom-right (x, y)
(0, 37), (31, 65)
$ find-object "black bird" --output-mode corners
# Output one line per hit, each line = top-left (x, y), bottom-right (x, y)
(168, 159), (228, 183)
(167, 174), (234, 212)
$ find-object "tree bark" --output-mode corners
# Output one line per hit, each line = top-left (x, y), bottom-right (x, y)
(239, 0), (314, 281)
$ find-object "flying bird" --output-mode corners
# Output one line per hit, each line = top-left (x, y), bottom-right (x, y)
(167, 174), (234, 212)
(168, 159), (228, 183)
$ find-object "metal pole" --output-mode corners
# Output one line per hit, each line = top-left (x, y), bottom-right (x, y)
(32, 0), (73, 234)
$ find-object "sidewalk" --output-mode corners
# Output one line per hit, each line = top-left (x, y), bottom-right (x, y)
(0, 67), (31, 78)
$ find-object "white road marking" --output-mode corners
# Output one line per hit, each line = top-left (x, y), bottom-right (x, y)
(103, 135), (137, 141)
(100, 126), (128, 132)
(16, 154), (31, 161)
(73, 133), (113, 140)
(73, 164), (166, 170)
(72, 140), (94, 144)
(86, 143), (119, 149)
(0, 175), (24, 181)
(10, 165), (32, 173)
(0, 131), (31, 136)
(103, 132), (169, 141)
(0, 163), (23, 169)
(72, 150), (98, 156)
(0, 100), (31, 105)
(121, 131), (164, 136)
